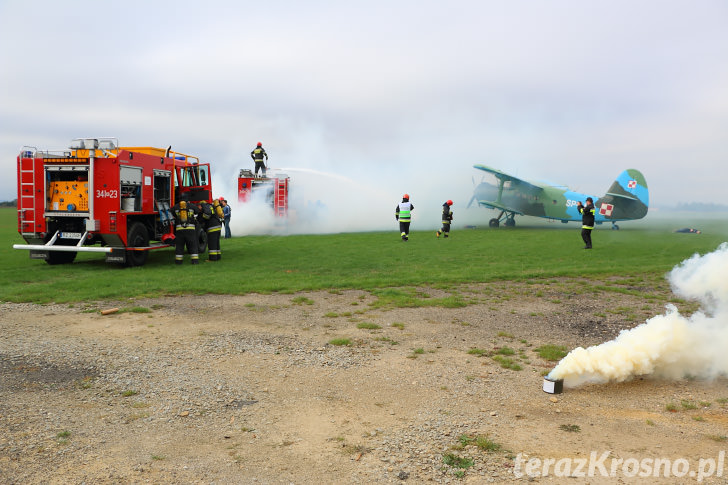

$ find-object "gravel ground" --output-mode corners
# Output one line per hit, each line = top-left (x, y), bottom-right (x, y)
(2, 281), (728, 484)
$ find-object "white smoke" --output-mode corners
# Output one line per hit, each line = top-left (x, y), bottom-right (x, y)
(549, 243), (728, 388)
(213, 163), (482, 236)
(222, 168), (394, 236)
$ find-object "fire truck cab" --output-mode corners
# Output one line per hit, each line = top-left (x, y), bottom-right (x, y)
(15, 137), (213, 266)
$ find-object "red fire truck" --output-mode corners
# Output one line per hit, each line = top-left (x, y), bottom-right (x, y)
(14, 137), (213, 266)
(237, 169), (290, 218)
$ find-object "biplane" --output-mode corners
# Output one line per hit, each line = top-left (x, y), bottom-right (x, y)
(469, 164), (649, 229)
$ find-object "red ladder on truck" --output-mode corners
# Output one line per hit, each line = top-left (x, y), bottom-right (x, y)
(274, 178), (288, 217)
(17, 149), (37, 235)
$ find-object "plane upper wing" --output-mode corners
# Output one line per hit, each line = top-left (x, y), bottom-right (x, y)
(473, 164), (544, 194)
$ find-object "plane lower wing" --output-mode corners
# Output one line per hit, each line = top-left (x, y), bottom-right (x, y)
(476, 199), (524, 215)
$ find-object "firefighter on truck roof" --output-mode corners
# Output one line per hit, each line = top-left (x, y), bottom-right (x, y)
(251, 142), (268, 177)
(172, 196), (200, 265)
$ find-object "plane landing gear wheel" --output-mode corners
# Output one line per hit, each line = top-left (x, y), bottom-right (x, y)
(489, 218), (500, 228)
(126, 222), (149, 267)
(505, 218), (516, 227)
(612, 224), (620, 230)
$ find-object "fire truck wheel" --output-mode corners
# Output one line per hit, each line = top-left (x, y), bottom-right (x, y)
(196, 224), (208, 253)
(47, 248), (77, 265)
(44, 233), (78, 265)
(126, 222), (149, 267)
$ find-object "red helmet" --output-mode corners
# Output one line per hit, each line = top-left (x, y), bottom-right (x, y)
(447, 200), (453, 205)
(219, 196), (224, 201)
(257, 142), (262, 147)
(403, 193), (409, 199)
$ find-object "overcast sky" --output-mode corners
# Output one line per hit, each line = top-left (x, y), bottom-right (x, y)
(1, 1), (726, 230)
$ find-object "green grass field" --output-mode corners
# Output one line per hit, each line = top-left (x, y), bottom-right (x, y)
(1, 207), (726, 303)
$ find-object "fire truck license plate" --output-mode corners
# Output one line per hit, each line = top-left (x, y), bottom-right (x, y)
(60, 232), (82, 239)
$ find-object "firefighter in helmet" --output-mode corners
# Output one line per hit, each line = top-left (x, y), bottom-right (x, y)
(251, 142), (268, 177)
(395, 194), (414, 241)
(436, 200), (454, 238)
(199, 199), (224, 261)
(172, 195), (200, 265)
(577, 196), (595, 249)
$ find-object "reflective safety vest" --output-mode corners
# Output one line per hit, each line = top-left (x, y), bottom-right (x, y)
(579, 204), (595, 229)
(251, 147), (267, 161)
(442, 206), (453, 224)
(398, 202), (413, 222)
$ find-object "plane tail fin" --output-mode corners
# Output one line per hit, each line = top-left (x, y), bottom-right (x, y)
(596, 169), (649, 220)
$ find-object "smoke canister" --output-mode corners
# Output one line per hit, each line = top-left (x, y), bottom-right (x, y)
(542, 376), (563, 394)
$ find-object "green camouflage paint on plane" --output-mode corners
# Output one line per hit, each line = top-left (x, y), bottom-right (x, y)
(471, 165), (649, 228)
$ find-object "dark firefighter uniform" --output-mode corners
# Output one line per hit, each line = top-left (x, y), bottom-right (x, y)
(172, 200), (199, 264)
(395, 195), (414, 241)
(577, 197), (595, 249)
(199, 200), (223, 261)
(436, 200), (454, 238)
(251, 142), (268, 177)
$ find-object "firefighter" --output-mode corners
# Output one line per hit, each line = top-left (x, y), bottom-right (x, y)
(395, 194), (414, 241)
(172, 197), (200, 264)
(199, 199), (224, 261)
(577, 196), (595, 249)
(436, 200), (454, 238)
(250, 141), (268, 177)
